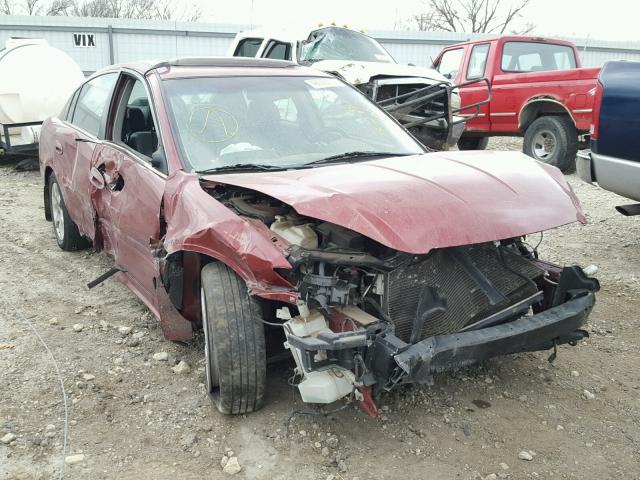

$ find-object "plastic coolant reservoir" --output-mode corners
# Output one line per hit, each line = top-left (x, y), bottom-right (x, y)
(298, 369), (355, 404)
(270, 216), (318, 249)
(286, 310), (355, 404)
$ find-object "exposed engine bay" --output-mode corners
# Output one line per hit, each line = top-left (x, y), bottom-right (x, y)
(207, 184), (599, 416)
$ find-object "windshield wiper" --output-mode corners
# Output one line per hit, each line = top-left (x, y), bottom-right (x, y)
(305, 151), (414, 166)
(196, 163), (285, 175)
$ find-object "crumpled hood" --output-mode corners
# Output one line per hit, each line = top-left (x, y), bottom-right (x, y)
(311, 60), (449, 86)
(204, 151), (585, 255)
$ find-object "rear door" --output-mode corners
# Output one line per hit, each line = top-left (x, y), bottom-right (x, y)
(90, 74), (166, 309)
(52, 72), (119, 241)
(260, 40), (293, 60)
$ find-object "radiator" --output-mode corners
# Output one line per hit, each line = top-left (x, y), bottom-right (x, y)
(383, 243), (542, 342)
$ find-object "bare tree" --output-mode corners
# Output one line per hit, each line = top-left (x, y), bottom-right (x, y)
(1, 0), (202, 20)
(413, 0), (534, 35)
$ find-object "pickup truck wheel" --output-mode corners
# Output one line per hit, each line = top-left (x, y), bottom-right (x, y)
(200, 262), (266, 414)
(523, 116), (578, 173)
(457, 136), (489, 150)
(48, 173), (90, 251)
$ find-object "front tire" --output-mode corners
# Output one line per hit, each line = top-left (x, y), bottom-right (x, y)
(201, 262), (266, 414)
(523, 116), (578, 173)
(48, 173), (90, 251)
(457, 135), (489, 151)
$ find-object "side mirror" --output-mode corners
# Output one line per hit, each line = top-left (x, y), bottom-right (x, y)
(151, 146), (168, 175)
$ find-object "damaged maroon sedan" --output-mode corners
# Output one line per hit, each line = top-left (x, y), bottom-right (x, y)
(40, 58), (598, 416)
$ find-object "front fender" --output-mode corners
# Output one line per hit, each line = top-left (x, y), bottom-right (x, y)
(162, 171), (296, 302)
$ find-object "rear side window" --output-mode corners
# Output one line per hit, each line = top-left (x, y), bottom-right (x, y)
(62, 88), (80, 121)
(467, 43), (490, 80)
(262, 40), (291, 60)
(71, 73), (118, 137)
(501, 42), (577, 73)
(234, 38), (263, 57)
(436, 48), (464, 80)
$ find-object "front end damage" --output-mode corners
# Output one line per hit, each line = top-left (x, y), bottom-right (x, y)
(315, 61), (491, 150)
(195, 180), (598, 416)
(360, 77), (490, 151)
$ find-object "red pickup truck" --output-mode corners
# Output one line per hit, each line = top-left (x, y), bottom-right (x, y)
(433, 36), (600, 172)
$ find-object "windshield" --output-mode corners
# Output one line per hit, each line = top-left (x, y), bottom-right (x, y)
(163, 75), (423, 172)
(300, 27), (394, 64)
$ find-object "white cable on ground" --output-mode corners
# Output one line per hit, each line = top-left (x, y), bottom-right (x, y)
(1, 298), (68, 480)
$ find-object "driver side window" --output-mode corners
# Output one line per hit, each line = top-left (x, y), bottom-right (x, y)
(436, 48), (464, 80)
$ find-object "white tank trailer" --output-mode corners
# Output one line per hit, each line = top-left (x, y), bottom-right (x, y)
(0, 38), (84, 155)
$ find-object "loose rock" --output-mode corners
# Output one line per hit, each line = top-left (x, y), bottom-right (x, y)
(1, 432), (16, 444)
(65, 454), (86, 464)
(583, 389), (596, 400)
(153, 352), (168, 361)
(118, 325), (132, 335)
(518, 451), (534, 461)
(172, 360), (191, 374)
(222, 456), (242, 474)
(72, 323), (84, 332)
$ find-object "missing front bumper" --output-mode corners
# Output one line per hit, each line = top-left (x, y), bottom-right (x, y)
(286, 292), (594, 391)
(391, 292), (594, 383)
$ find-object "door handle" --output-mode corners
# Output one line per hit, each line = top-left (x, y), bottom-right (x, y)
(55, 145), (63, 155)
(89, 166), (106, 189)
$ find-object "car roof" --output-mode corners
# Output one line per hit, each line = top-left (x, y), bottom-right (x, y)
(92, 57), (329, 80)
(235, 25), (376, 44)
(445, 35), (576, 49)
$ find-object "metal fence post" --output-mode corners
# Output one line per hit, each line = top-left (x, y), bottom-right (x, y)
(107, 24), (114, 65)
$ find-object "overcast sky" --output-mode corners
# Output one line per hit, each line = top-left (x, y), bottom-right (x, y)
(188, 0), (638, 42)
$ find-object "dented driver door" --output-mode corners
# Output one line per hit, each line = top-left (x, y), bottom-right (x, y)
(89, 143), (165, 310)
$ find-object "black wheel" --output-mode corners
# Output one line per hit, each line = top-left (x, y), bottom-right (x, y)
(200, 262), (266, 414)
(48, 173), (90, 251)
(457, 136), (489, 151)
(523, 116), (578, 173)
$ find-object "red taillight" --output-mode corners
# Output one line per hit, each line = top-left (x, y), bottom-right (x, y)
(589, 81), (603, 139)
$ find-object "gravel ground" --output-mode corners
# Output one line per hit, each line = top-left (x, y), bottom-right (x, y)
(1, 138), (639, 480)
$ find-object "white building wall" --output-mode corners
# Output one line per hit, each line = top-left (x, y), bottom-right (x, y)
(1, 15), (640, 73)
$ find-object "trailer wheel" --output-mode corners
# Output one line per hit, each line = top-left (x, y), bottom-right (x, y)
(48, 173), (90, 251)
(523, 116), (577, 173)
(457, 136), (489, 151)
(200, 262), (266, 414)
